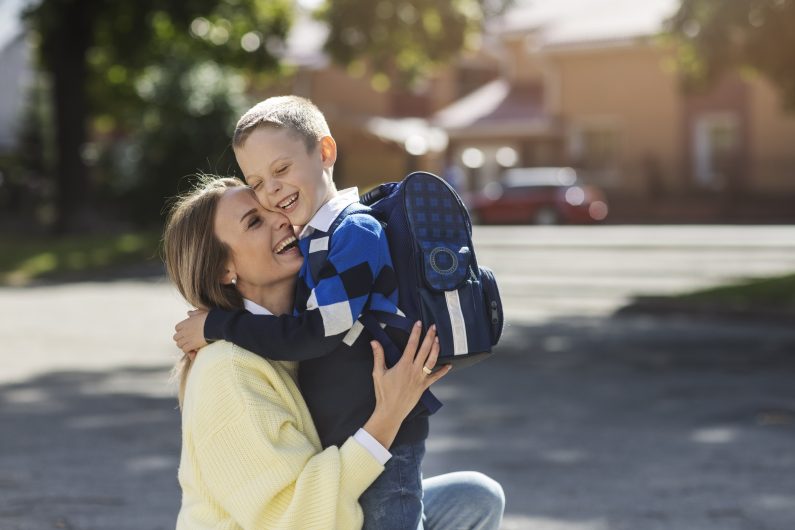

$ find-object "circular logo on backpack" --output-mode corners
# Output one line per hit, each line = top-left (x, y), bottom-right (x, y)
(430, 247), (458, 275)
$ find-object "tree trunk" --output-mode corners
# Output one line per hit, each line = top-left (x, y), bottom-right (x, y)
(48, 0), (92, 234)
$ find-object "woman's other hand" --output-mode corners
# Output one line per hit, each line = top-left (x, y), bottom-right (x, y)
(365, 321), (451, 449)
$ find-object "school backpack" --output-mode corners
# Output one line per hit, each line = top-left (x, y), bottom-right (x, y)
(331, 171), (504, 371)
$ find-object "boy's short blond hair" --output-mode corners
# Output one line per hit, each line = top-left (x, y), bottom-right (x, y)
(233, 95), (331, 153)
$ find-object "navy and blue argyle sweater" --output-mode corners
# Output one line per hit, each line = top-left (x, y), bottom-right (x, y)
(204, 202), (429, 448)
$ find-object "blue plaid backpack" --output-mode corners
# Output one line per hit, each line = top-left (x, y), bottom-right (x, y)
(329, 171), (504, 370)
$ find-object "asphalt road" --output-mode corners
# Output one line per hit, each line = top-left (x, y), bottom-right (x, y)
(1, 226), (794, 530)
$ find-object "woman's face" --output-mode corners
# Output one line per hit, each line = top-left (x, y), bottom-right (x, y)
(214, 187), (303, 289)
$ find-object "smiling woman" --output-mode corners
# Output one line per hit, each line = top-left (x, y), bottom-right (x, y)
(212, 184), (304, 317)
(162, 176), (306, 402)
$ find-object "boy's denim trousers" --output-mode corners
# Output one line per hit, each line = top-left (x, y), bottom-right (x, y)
(359, 440), (505, 530)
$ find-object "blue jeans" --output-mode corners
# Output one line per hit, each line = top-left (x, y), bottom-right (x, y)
(360, 441), (425, 530)
(359, 441), (505, 530)
(422, 471), (505, 530)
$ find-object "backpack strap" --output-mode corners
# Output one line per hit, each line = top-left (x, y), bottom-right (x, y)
(328, 201), (373, 237)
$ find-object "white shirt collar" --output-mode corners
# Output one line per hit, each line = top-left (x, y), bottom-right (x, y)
(243, 298), (274, 315)
(298, 187), (359, 239)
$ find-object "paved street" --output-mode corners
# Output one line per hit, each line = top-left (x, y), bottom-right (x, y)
(474, 225), (795, 321)
(1, 226), (794, 530)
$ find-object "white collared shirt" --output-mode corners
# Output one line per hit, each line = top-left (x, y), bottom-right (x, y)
(298, 187), (360, 240)
(242, 296), (391, 465)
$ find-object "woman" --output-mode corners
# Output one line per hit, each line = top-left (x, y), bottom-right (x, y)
(163, 177), (504, 529)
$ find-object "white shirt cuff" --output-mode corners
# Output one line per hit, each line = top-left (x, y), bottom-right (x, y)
(353, 428), (392, 465)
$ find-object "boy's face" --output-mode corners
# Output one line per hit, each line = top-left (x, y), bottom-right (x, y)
(234, 127), (336, 228)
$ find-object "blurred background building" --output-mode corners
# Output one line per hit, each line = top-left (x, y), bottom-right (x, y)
(1, 0), (794, 234)
(264, 0), (795, 223)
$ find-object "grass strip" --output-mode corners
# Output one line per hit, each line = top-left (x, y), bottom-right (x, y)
(0, 232), (161, 286)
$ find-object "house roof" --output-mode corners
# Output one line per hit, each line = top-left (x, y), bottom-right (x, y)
(432, 78), (558, 138)
(490, 0), (679, 49)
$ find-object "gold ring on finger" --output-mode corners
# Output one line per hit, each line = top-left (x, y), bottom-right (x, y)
(422, 366), (433, 375)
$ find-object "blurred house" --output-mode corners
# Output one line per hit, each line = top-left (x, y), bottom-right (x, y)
(260, 6), (507, 192)
(432, 0), (795, 222)
(276, 1), (795, 221)
(255, 7), (449, 192)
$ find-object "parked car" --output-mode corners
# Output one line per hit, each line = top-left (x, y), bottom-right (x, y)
(466, 167), (609, 225)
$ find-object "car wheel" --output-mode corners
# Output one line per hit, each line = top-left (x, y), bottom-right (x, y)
(534, 207), (560, 225)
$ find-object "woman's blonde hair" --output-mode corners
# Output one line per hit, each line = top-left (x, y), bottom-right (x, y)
(162, 176), (246, 407)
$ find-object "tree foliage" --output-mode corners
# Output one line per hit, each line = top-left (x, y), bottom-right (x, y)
(23, 0), (292, 230)
(28, 0), (292, 120)
(669, 0), (795, 107)
(319, 0), (511, 87)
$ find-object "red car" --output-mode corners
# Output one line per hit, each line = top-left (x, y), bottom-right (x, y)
(466, 167), (609, 225)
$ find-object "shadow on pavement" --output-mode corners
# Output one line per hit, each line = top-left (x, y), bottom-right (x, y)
(2, 315), (795, 530)
(0, 366), (180, 530)
(425, 315), (795, 530)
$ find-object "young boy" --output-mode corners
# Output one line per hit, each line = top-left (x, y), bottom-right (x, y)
(174, 95), (439, 530)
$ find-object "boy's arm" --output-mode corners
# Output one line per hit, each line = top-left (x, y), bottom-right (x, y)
(200, 308), (346, 361)
(196, 214), (396, 361)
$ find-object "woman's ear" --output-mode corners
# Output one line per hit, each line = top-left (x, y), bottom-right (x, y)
(220, 265), (237, 286)
(319, 135), (337, 168)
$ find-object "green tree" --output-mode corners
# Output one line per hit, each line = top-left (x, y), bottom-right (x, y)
(669, 0), (795, 107)
(320, 0), (509, 87)
(24, 0), (291, 232)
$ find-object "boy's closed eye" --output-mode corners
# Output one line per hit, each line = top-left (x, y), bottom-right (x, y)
(248, 164), (287, 192)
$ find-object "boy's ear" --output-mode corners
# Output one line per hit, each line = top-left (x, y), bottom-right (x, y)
(319, 135), (337, 169)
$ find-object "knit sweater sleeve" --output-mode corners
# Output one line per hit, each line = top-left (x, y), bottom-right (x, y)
(190, 349), (384, 530)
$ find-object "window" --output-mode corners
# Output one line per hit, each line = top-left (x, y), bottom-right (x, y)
(693, 113), (740, 188)
(581, 128), (619, 171)
(570, 121), (620, 185)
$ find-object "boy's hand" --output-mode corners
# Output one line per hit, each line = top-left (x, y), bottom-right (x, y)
(174, 309), (209, 354)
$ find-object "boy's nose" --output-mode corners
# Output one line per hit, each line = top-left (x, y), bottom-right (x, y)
(266, 178), (281, 196)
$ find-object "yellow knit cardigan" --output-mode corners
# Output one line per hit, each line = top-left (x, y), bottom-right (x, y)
(175, 341), (384, 530)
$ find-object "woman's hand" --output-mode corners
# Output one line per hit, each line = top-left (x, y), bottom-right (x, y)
(364, 321), (451, 449)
